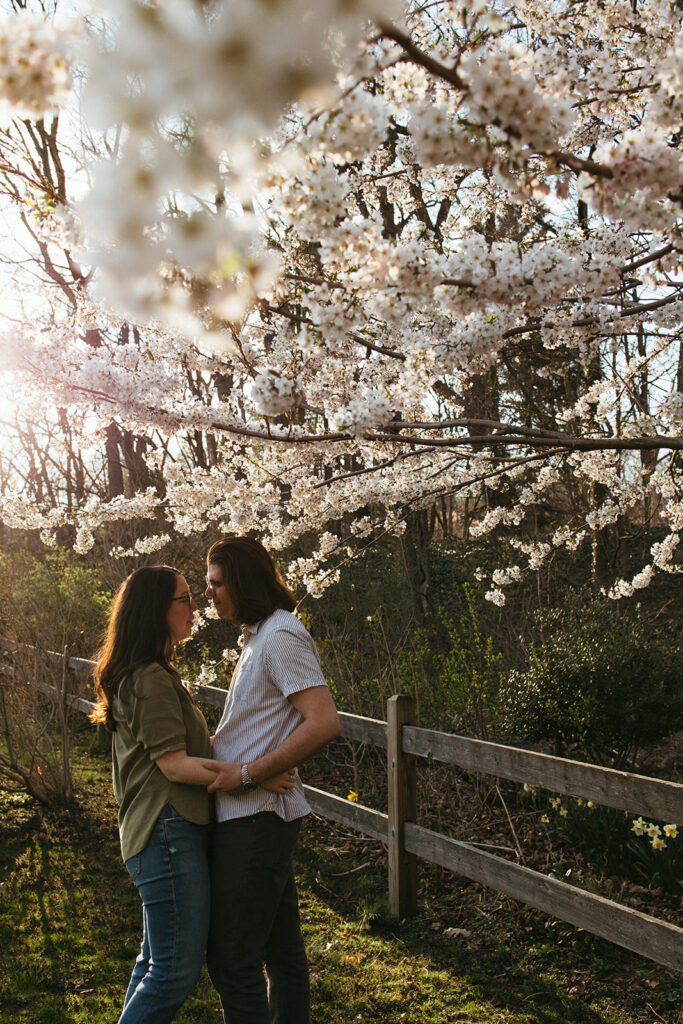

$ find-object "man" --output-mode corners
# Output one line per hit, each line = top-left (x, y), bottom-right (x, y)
(202, 536), (341, 1024)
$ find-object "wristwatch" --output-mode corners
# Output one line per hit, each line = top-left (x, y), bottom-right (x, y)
(241, 763), (257, 791)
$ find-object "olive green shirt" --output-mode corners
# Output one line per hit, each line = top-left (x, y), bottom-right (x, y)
(112, 662), (212, 862)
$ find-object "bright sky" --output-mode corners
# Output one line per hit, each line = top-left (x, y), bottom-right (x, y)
(0, 194), (54, 434)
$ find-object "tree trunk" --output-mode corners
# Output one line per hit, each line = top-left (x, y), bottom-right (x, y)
(402, 507), (436, 617)
(106, 422), (124, 498)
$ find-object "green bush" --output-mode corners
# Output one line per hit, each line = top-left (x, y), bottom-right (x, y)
(499, 593), (683, 765)
(1, 546), (111, 655)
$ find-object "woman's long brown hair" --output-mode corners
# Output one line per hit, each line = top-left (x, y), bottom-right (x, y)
(91, 565), (181, 732)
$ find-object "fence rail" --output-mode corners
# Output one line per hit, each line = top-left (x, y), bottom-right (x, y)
(402, 725), (682, 823)
(2, 641), (682, 973)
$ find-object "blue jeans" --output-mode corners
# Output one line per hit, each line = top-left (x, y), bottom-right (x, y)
(119, 805), (210, 1024)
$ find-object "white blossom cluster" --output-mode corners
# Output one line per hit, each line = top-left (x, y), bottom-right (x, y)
(317, 88), (390, 165)
(654, 27), (683, 121)
(0, 0), (681, 609)
(0, 10), (74, 123)
(482, 565), (524, 607)
(277, 160), (352, 241)
(110, 533), (171, 558)
(583, 126), (683, 233)
(607, 531), (682, 600)
(84, 0), (397, 136)
(72, 491), (163, 554)
(330, 389), (393, 435)
(245, 370), (298, 417)
(74, 0), (398, 325)
(459, 46), (575, 153)
(31, 205), (83, 252)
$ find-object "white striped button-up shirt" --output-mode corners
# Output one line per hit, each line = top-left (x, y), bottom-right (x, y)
(212, 608), (327, 822)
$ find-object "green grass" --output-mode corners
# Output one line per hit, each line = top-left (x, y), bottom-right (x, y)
(0, 747), (680, 1024)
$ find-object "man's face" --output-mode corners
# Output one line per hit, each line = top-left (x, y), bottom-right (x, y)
(205, 564), (237, 623)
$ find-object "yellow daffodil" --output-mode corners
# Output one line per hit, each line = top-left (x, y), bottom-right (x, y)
(651, 837), (666, 851)
(663, 824), (678, 839)
(347, 791), (358, 803)
(647, 823), (661, 838)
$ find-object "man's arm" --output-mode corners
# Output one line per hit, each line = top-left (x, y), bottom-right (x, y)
(157, 750), (295, 793)
(202, 685), (341, 794)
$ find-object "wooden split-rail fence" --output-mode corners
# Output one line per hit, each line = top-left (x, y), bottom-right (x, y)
(3, 641), (682, 973)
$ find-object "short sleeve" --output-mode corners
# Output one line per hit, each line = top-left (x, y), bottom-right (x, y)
(126, 663), (187, 761)
(263, 626), (327, 698)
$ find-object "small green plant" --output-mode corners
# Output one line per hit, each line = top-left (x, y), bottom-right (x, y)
(523, 786), (683, 895)
(358, 895), (391, 930)
(627, 818), (681, 894)
(396, 587), (506, 735)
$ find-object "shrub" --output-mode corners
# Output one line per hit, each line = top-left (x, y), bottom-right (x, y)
(0, 546), (112, 804)
(499, 593), (682, 765)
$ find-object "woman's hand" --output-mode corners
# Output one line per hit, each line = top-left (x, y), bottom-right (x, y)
(261, 769), (297, 794)
(200, 761), (297, 794)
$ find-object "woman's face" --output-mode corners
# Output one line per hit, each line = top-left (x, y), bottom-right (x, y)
(166, 574), (198, 647)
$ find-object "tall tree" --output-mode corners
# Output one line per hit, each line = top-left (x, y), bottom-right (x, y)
(0, 0), (680, 602)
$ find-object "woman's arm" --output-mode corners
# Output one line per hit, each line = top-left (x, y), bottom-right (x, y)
(156, 750), (295, 793)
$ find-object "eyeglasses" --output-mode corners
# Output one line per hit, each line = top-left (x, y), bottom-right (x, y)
(171, 593), (194, 607)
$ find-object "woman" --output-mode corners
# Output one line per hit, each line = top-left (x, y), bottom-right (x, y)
(92, 565), (293, 1024)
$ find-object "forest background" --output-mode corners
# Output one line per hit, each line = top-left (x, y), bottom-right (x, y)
(0, 1), (682, 1017)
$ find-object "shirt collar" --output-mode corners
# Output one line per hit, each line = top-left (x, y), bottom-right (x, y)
(241, 620), (261, 638)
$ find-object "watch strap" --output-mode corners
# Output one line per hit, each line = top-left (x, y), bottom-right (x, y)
(241, 763), (257, 790)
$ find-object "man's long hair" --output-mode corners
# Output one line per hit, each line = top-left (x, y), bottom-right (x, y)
(207, 537), (295, 625)
(91, 565), (181, 731)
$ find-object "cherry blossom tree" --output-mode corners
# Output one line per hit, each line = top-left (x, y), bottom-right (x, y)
(0, 0), (681, 603)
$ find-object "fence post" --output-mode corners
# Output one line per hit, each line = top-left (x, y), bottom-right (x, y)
(387, 694), (417, 918)
(59, 645), (73, 801)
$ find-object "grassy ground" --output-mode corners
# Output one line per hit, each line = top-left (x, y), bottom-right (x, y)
(0, 746), (681, 1024)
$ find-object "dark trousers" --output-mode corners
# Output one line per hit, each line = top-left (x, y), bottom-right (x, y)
(207, 812), (310, 1024)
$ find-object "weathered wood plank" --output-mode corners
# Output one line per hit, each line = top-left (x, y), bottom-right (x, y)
(195, 683), (229, 707)
(1, 638), (63, 668)
(5, 671), (96, 715)
(403, 727), (683, 823)
(405, 823), (683, 972)
(68, 656), (95, 679)
(70, 695), (97, 715)
(303, 785), (388, 843)
(339, 711), (387, 748)
(388, 695), (417, 917)
(4, 641), (95, 681)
